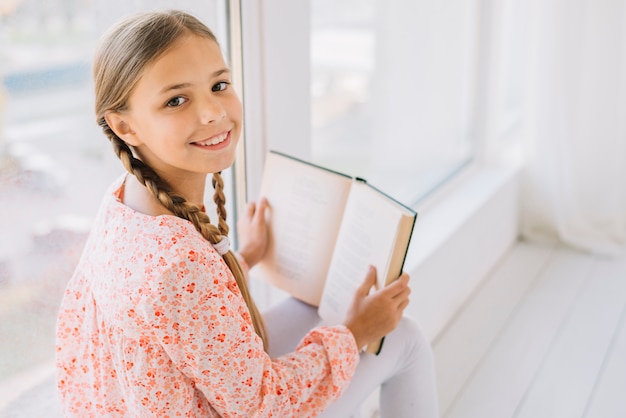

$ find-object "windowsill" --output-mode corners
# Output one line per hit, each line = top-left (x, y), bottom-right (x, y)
(405, 162), (520, 270)
(250, 161), (522, 339)
(403, 161), (522, 342)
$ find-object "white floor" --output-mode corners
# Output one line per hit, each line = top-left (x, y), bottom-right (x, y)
(434, 241), (626, 418)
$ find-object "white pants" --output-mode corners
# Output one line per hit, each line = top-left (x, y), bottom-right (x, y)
(263, 298), (440, 418)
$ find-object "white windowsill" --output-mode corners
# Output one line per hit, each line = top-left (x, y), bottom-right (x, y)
(404, 162), (522, 342)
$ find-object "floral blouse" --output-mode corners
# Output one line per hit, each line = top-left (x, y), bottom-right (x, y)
(56, 176), (359, 417)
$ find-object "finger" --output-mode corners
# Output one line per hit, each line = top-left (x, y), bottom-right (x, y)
(246, 202), (256, 218)
(385, 272), (409, 288)
(356, 265), (377, 297)
(397, 298), (410, 311)
(392, 287), (411, 302)
(382, 277), (409, 298)
(254, 197), (269, 221)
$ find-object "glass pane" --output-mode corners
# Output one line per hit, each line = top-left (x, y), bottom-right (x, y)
(0, 0), (230, 405)
(311, 0), (478, 205)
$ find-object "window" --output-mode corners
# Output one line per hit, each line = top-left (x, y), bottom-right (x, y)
(309, 0), (480, 205)
(237, 0), (499, 311)
(0, 0), (231, 405)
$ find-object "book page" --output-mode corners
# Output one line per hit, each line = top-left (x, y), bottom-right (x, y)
(318, 182), (406, 325)
(252, 152), (352, 306)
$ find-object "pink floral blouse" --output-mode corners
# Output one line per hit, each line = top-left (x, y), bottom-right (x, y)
(56, 176), (359, 417)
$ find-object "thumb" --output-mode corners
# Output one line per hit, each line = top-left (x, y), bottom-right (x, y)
(356, 265), (377, 297)
(255, 198), (269, 222)
(246, 202), (256, 217)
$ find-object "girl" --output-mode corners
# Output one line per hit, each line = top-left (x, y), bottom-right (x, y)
(55, 10), (438, 417)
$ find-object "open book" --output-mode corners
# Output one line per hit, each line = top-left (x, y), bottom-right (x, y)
(252, 151), (417, 354)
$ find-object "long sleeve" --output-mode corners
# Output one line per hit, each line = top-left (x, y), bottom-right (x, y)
(137, 243), (359, 417)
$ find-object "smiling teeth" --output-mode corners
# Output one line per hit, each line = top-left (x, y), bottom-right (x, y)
(196, 132), (228, 146)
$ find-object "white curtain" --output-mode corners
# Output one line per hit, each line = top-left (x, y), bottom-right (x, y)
(520, 0), (626, 257)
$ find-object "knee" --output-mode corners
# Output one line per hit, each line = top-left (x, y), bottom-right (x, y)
(394, 316), (434, 364)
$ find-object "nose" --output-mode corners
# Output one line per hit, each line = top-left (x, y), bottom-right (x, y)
(200, 96), (226, 125)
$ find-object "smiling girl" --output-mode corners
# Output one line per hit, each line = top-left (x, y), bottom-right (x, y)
(55, 10), (438, 417)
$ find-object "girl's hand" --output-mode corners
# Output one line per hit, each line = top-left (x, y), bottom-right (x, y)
(236, 197), (270, 269)
(343, 266), (411, 350)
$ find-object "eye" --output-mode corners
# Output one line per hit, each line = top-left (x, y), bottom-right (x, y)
(212, 81), (230, 92)
(166, 96), (187, 107)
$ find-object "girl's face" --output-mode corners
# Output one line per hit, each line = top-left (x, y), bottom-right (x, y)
(109, 34), (242, 182)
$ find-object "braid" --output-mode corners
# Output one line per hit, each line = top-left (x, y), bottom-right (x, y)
(100, 118), (268, 351)
(210, 172), (268, 349)
(212, 172), (229, 236)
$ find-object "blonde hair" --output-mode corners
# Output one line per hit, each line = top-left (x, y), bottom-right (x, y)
(93, 10), (267, 350)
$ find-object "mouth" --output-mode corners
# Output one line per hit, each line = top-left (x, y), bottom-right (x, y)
(191, 131), (230, 148)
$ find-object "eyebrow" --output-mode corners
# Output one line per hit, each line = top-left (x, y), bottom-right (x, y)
(159, 68), (231, 95)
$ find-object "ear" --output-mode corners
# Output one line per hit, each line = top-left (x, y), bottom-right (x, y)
(104, 111), (142, 147)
